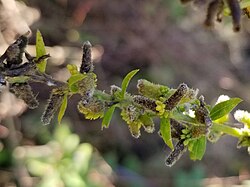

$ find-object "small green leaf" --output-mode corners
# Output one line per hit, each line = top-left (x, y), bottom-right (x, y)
(102, 105), (116, 129)
(210, 98), (242, 121)
(7, 76), (30, 84)
(68, 73), (87, 93)
(160, 117), (174, 150)
(58, 94), (68, 124)
(189, 136), (206, 160)
(120, 69), (139, 99)
(36, 30), (47, 73)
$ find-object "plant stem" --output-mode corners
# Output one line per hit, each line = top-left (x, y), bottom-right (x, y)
(211, 123), (242, 138)
(93, 89), (112, 101)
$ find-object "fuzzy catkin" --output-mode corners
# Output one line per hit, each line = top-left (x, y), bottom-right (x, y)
(77, 98), (105, 120)
(164, 83), (188, 110)
(165, 140), (187, 167)
(9, 83), (39, 109)
(170, 119), (185, 139)
(195, 96), (212, 129)
(80, 41), (93, 73)
(41, 88), (65, 125)
(133, 95), (157, 112)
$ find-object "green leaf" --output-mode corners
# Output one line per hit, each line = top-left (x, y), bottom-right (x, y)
(7, 76), (30, 84)
(160, 117), (174, 150)
(120, 69), (139, 99)
(68, 73), (87, 93)
(210, 98), (242, 121)
(189, 136), (206, 160)
(58, 94), (68, 124)
(102, 105), (116, 129)
(36, 30), (47, 73)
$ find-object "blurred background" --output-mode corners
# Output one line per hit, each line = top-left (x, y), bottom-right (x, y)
(0, 0), (250, 186)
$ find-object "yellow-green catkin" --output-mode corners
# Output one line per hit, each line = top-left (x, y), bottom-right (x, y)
(77, 72), (97, 98)
(77, 98), (105, 120)
(110, 85), (122, 100)
(139, 115), (155, 133)
(128, 122), (142, 138)
(121, 105), (143, 138)
(179, 88), (198, 104)
(137, 79), (169, 100)
(9, 83), (38, 109)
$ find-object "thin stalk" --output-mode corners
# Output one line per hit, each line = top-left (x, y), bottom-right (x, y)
(211, 123), (242, 138)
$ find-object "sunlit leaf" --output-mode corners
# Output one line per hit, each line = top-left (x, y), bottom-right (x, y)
(102, 105), (116, 129)
(210, 98), (242, 121)
(120, 69), (139, 99)
(68, 73), (86, 93)
(189, 136), (206, 160)
(36, 30), (47, 73)
(160, 117), (174, 150)
(58, 94), (68, 124)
